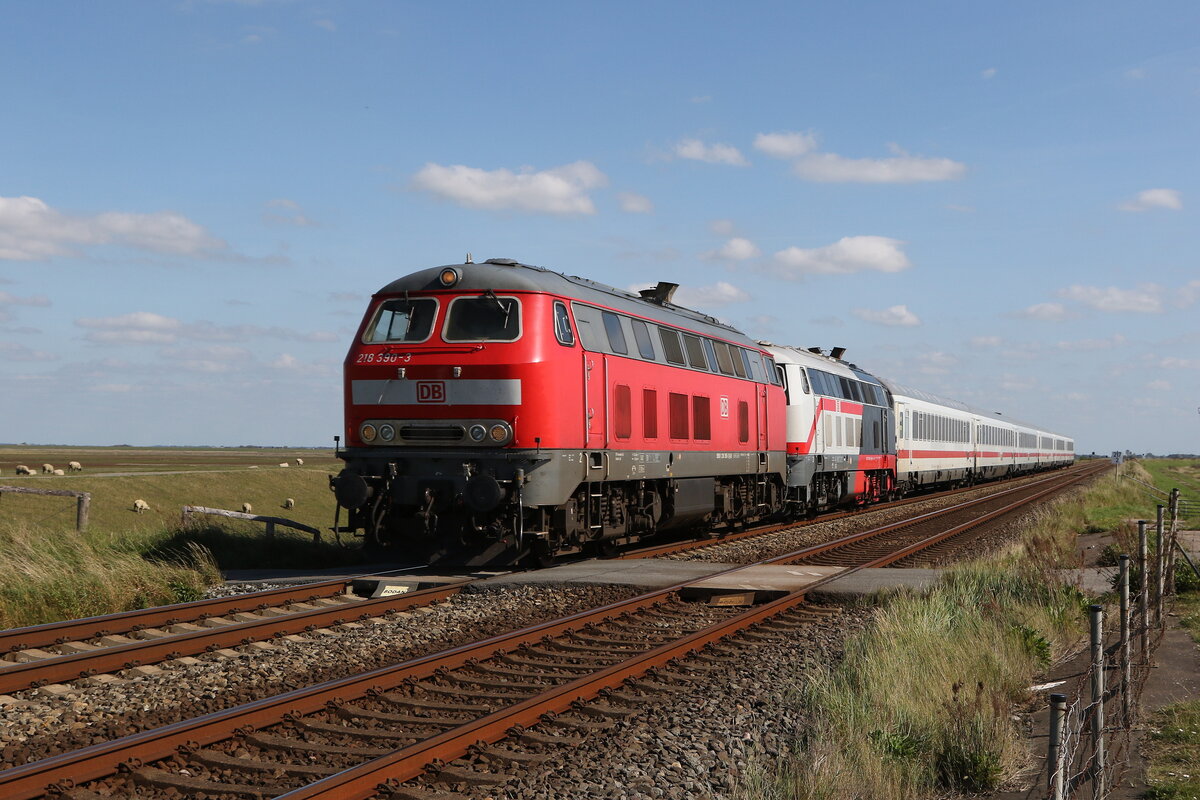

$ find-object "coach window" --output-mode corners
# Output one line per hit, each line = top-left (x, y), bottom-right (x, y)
(631, 319), (656, 360)
(669, 392), (690, 439)
(682, 334), (708, 370)
(798, 369), (811, 394)
(444, 295), (520, 341)
(614, 384), (632, 440)
(365, 297), (438, 343)
(738, 401), (750, 443)
(553, 302), (574, 346)
(764, 356), (782, 386)
(732, 348), (749, 379)
(602, 311), (628, 355)
(659, 327), (686, 366)
(712, 341), (736, 375)
(643, 389), (658, 439)
(692, 396), (711, 440)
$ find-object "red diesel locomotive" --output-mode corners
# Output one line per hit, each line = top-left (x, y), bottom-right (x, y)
(330, 258), (788, 564)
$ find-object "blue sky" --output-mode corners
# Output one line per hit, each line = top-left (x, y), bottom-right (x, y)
(1, 1), (1197, 454)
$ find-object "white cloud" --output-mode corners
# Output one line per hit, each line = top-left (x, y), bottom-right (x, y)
(754, 130), (818, 159)
(74, 311), (338, 346)
(970, 336), (1002, 348)
(981, 67), (997, 79)
(0, 291), (51, 307)
(0, 341), (59, 361)
(689, 95), (712, 104)
(263, 198), (317, 227)
(90, 383), (133, 393)
(709, 219), (736, 236)
(916, 351), (958, 374)
(671, 282), (751, 309)
(1057, 284), (1163, 313)
(770, 236), (910, 278)
(853, 305), (921, 327)
(617, 192), (654, 214)
(1119, 188), (1182, 212)
(704, 237), (761, 262)
(1014, 302), (1075, 321)
(1055, 334), (1127, 351)
(792, 147), (966, 183)
(411, 161), (608, 215)
(673, 139), (749, 166)
(314, 19), (336, 31)
(1146, 379), (1171, 392)
(0, 195), (226, 261)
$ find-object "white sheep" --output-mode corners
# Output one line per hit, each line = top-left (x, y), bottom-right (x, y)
(52, 468), (65, 476)
(295, 458), (304, 466)
(133, 499), (150, 513)
(278, 462), (289, 468)
(241, 502), (253, 514)
(68, 461), (82, 472)
(282, 497), (295, 509)
(41, 463), (54, 474)
(15, 465), (32, 476)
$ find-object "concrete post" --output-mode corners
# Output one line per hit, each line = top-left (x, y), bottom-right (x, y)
(1090, 604), (1106, 799)
(1155, 504), (1165, 623)
(1167, 488), (1180, 595)
(1049, 693), (1068, 800)
(75, 492), (90, 532)
(1139, 520), (1150, 665)
(1119, 554), (1131, 725)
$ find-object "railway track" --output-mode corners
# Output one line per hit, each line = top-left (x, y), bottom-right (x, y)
(0, 460), (1102, 800)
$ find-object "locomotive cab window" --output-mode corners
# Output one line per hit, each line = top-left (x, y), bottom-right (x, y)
(364, 297), (438, 343)
(553, 301), (574, 346)
(444, 294), (521, 341)
(602, 311), (628, 354)
(631, 319), (657, 360)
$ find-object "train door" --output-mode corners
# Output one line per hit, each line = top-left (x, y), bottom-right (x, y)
(584, 352), (606, 449)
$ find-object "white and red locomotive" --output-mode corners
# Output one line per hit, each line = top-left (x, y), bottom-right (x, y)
(330, 258), (1074, 564)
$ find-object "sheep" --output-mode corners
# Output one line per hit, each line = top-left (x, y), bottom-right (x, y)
(133, 499), (150, 513)
(41, 463), (54, 474)
(68, 461), (82, 472)
(278, 462), (289, 468)
(295, 458), (304, 466)
(282, 497), (295, 509)
(241, 502), (253, 514)
(52, 468), (65, 476)
(15, 465), (32, 476)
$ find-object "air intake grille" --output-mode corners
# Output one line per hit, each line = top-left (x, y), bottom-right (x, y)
(399, 425), (465, 442)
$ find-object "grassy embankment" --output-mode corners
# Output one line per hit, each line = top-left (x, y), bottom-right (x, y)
(1139, 458), (1200, 800)
(0, 447), (362, 629)
(742, 461), (1158, 800)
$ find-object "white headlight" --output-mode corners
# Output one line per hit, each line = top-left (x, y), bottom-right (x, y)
(469, 424), (487, 442)
(379, 424), (395, 441)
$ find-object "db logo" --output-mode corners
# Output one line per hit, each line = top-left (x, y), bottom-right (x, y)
(416, 381), (446, 403)
(719, 396), (730, 418)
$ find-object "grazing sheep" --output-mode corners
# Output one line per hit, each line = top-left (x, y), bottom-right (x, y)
(68, 461), (82, 472)
(52, 468), (65, 476)
(241, 502), (253, 514)
(41, 463), (54, 474)
(282, 497), (295, 509)
(133, 499), (150, 513)
(295, 458), (304, 466)
(15, 465), (32, 475)
(278, 462), (289, 468)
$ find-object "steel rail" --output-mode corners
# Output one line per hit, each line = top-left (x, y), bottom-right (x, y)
(0, 461), (1106, 800)
(0, 582), (466, 696)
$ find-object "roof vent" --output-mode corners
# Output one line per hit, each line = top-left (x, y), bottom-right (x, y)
(465, 252), (474, 264)
(484, 258), (519, 266)
(807, 347), (824, 355)
(830, 346), (846, 360)
(638, 282), (679, 304)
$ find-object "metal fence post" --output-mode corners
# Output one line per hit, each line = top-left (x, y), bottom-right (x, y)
(1155, 504), (1165, 624)
(1167, 488), (1180, 596)
(1139, 520), (1150, 665)
(1119, 554), (1130, 725)
(1049, 693), (1067, 800)
(1090, 605), (1106, 799)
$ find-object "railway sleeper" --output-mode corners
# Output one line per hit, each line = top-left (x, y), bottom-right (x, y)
(475, 745), (553, 765)
(246, 731), (392, 757)
(468, 662), (580, 681)
(334, 703), (462, 727)
(133, 766), (288, 799)
(433, 765), (509, 786)
(519, 645), (623, 664)
(500, 652), (601, 671)
(516, 729), (585, 747)
(543, 714), (613, 732)
(381, 692), (491, 713)
(412, 679), (535, 702)
(566, 631), (658, 647)
(192, 747), (338, 776)
(450, 671), (555, 691)
(538, 639), (641, 655)
(384, 785), (471, 800)
(297, 717), (423, 741)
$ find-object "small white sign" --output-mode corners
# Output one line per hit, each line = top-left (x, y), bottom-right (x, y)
(720, 396), (730, 418)
(377, 585), (411, 597)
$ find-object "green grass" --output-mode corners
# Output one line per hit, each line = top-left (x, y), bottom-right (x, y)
(1141, 458), (1200, 528)
(1143, 592), (1200, 800)
(743, 462), (1152, 800)
(0, 447), (365, 628)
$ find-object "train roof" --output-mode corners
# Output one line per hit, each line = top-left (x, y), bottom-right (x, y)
(377, 258), (757, 346)
(877, 377), (1056, 434)
(760, 343), (886, 386)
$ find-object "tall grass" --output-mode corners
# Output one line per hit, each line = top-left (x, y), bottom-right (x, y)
(0, 523), (220, 629)
(747, 464), (1146, 800)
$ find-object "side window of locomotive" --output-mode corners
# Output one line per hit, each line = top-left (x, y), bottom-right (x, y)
(797, 369), (811, 394)
(712, 341), (736, 375)
(553, 302), (575, 346)
(444, 295), (520, 341)
(777, 365), (790, 402)
(765, 356), (782, 386)
(602, 311), (628, 355)
(747, 352), (765, 383)
(730, 347), (748, 378)
(682, 334), (708, 370)
(364, 298), (438, 343)
(631, 319), (656, 360)
(659, 327), (686, 366)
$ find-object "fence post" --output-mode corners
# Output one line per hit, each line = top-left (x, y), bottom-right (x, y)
(1119, 554), (1131, 725)
(1139, 520), (1150, 665)
(75, 492), (90, 533)
(1166, 488), (1180, 596)
(1049, 693), (1067, 800)
(1090, 605), (1106, 799)
(1155, 504), (1165, 624)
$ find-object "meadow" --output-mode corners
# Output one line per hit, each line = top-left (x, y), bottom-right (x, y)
(0, 446), (362, 628)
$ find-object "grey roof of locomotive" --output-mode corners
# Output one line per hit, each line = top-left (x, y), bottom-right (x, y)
(376, 258), (759, 347)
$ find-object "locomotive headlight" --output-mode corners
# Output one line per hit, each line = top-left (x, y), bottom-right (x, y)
(378, 424), (396, 442)
(360, 423), (378, 443)
(468, 424), (487, 442)
(438, 267), (460, 287)
(488, 422), (512, 443)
